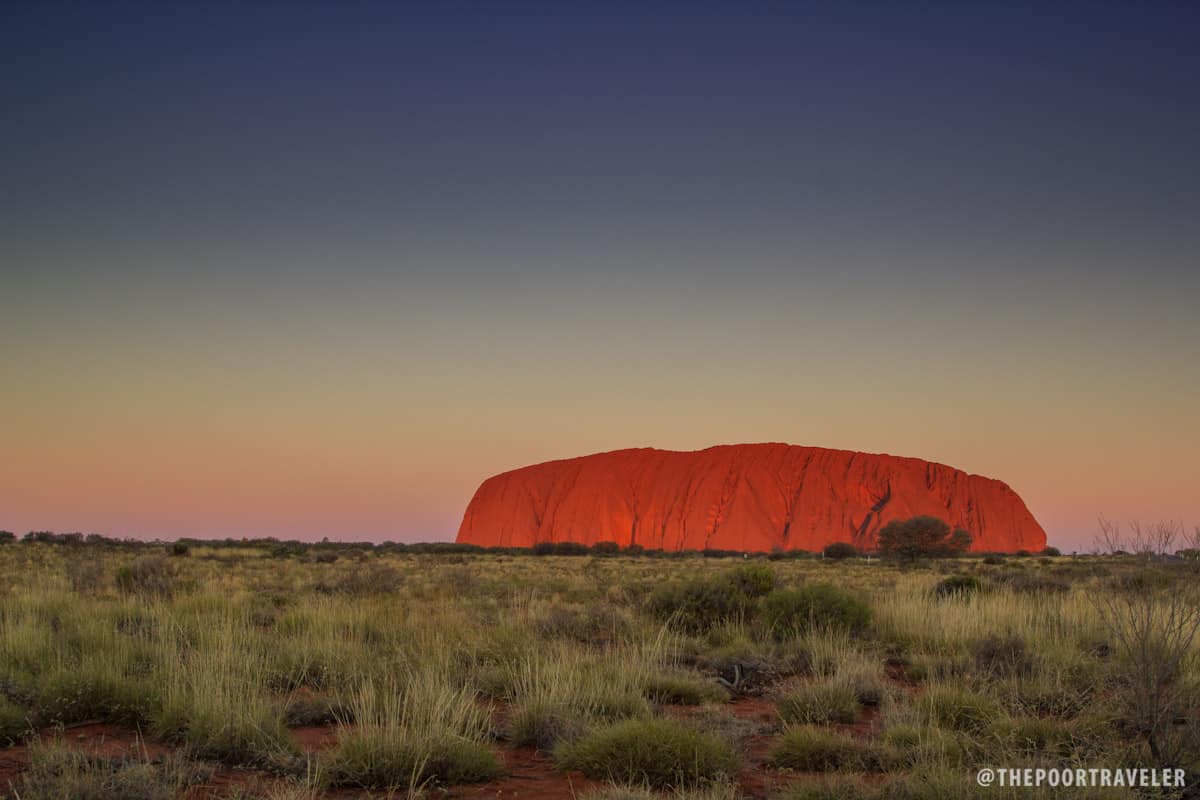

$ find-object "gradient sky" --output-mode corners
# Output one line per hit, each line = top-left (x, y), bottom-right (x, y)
(2, 2), (1197, 551)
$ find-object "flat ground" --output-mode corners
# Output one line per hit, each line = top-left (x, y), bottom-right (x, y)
(0, 542), (1196, 799)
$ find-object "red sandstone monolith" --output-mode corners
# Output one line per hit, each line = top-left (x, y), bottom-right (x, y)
(455, 444), (1046, 553)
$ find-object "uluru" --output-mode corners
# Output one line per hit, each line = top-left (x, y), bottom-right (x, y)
(456, 444), (1046, 553)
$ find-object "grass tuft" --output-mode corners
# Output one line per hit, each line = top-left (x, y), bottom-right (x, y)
(556, 718), (738, 788)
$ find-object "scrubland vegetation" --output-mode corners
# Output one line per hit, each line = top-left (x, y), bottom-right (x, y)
(0, 533), (1197, 799)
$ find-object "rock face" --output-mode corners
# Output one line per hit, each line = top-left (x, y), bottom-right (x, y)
(456, 444), (1046, 553)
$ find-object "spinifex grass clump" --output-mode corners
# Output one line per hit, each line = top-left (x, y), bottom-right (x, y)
(0, 535), (1197, 799)
(323, 670), (501, 789)
(643, 670), (729, 706)
(777, 680), (860, 724)
(555, 718), (738, 788)
(11, 741), (210, 800)
(768, 725), (891, 772)
(914, 684), (1002, 733)
(154, 616), (296, 765)
(648, 564), (777, 633)
(504, 641), (652, 748)
(760, 584), (871, 639)
(933, 574), (983, 599)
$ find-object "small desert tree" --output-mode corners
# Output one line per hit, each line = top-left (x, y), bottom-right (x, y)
(1092, 570), (1200, 767)
(1094, 516), (1184, 557)
(875, 516), (971, 561)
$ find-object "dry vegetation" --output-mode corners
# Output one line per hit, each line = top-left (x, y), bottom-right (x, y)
(0, 538), (1197, 799)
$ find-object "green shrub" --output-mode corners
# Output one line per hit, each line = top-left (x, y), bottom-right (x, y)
(768, 726), (889, 772)
(647, 566), (777, 633)
(0, 696), (29, 744)
(822, 542), (859, 560)
(167, 542), (189, 557)
(555, 718), (738, 788)
(725, 563), (778, 597)
(933, 574), (982, 599)
(760, 584), (871, 638)
(877, 516), (971, 560)
(1041, 546), (1062, 557)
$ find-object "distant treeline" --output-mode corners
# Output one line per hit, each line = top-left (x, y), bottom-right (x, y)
(0, 529), (1071, 560)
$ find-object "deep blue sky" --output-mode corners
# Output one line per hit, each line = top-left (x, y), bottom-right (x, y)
(3, 2), (1198, 547)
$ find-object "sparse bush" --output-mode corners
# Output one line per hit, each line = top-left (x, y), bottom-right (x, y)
(760, 584), (871, 638)
(0, 696), (29, 744)
(0, 530), (15, 543)
(556, 718), (738, 788)
(167, 541), (189, 557)
(1092, 569), (1200, 766)
(822, 542), (859, 560)
(933, 574), (982, 599)
(591, 541), (620, 556)
(726, 563), (778, 597)
(1041, 546), (1061, 557)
